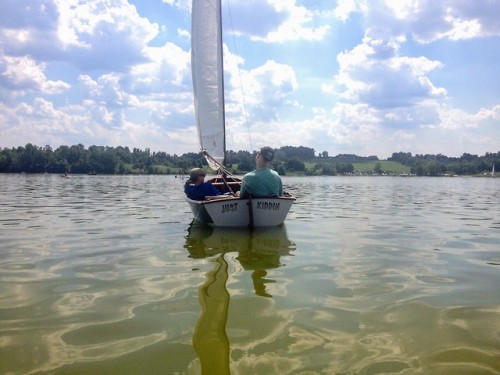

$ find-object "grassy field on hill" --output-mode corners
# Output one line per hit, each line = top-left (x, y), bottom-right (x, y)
(353, 161), (410, 174)
(301, 160), (410, 175)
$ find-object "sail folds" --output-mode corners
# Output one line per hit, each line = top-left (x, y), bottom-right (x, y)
(191, 0), (225, 169)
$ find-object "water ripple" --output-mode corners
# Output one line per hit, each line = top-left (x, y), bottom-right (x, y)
(0, 175), (499, 374)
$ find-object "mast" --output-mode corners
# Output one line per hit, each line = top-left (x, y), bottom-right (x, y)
(219, 0), (226, 167)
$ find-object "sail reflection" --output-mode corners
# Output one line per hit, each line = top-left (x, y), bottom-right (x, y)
(184, 225), (295, 374)
(192, 254), (230, 375)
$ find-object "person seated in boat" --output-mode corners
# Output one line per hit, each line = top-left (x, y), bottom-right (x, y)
(184, 168), (220, 200)
(236, 146), (283, 198)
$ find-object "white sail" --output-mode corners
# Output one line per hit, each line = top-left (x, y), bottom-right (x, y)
(191, 0), (225, 169)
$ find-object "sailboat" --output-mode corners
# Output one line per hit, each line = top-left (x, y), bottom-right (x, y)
(186, 0), (295, 227)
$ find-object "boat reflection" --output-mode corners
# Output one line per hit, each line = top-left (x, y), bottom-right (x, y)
(184, 225), (295, 374)
(185, 225), (296, 298)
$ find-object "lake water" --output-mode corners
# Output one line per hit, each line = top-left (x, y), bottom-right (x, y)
(0, 174), (498, 375)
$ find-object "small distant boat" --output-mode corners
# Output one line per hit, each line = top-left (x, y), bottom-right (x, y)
(186, 0), (295, 227)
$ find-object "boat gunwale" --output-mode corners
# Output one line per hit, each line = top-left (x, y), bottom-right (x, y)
(185, 195), (296, 205)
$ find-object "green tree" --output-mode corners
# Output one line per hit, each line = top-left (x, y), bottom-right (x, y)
(373, 162), (383, 174)
(285, 157), (305, 172)
(277, 164), (286, 175)
(237, 153), (253, 172)
(336, 163), (354, 174)
(322, 164), (336, 175)
(280, 146), (315, 160)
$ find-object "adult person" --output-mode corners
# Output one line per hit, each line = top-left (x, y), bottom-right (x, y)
(184, 168), (220, 200)
(237, 146), (283, 198)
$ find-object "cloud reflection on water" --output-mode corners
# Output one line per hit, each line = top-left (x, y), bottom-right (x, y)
(0, 175), (498, 374)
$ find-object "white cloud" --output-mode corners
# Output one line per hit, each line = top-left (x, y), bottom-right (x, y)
(260, 0), (330, 42)
(0, 54), (70, 95)
(0, 0), (60, 59)
(177, 28), (190, 39)
(230, 0), (329, 43)
(61, 2), (157, 72)
(55, 0), (158, 48)
(390, 129), (415, 141)
(334, 36), (446, 110)
(133, 42), (190, 89)
(0, 97), (87, 143)
(227, 60), (298, 123)
(436, 105), (474, 130)
(334, 0), (366, 22)
(412, 1), (500, 43)
(442, 16), (481, 41)
(321, 0), (500, 157)
(79, 74), (137, 108)
(437, 103), (500, 131)
(476, 104), (500, 122)
(328, 103), (380, 144)
(319, 102), (500, 158)
(334, 0), (500, 43)
(0, 0), (158, 74)
(161, 0), (191, 12)
(0, 0), (497, 159)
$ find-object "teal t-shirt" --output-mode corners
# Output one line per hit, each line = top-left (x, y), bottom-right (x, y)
(239, 168), (283, 198)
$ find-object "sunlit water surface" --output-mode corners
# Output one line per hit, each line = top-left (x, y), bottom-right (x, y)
(0, 174), (498, 374)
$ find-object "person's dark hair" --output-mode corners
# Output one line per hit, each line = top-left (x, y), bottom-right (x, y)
(260, 146), (274, 162)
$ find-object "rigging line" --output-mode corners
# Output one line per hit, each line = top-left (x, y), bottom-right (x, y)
(220, 174), (237, 195)
(203, 150), (233, 177)
(204, 149), (241, 194)
(224, 0), (253, 151)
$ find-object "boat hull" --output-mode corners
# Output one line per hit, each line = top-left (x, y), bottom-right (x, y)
(186, 196), (295, 227)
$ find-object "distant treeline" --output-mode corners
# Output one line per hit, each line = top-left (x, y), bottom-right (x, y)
(388, 151), (498, 176)
(0, 143), (497, 176)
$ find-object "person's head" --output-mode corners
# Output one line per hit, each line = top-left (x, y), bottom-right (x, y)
(256, 146), (274, 168)
(189, 168), (206, 185)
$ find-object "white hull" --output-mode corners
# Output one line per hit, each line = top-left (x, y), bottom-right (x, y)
(186, 195), (295, 227)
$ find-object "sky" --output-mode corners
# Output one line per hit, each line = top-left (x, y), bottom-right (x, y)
(0, 0), (499, 159)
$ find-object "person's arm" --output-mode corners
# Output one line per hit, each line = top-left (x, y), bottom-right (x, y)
(239, 177), (249, 198)
(209, 183), (220, 196)
(185, 184), (197, 200)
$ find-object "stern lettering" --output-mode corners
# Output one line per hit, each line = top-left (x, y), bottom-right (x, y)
(256, 202), (280, 211)
(221, 202), (238, 213)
